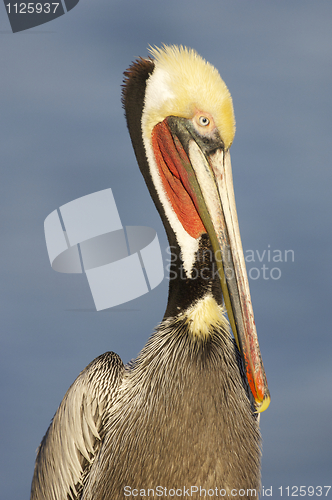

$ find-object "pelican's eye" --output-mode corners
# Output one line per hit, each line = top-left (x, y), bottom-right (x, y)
(198, 116), (210, 127)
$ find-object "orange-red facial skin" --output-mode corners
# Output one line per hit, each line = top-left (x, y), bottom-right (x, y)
(152, 120), (206, 239)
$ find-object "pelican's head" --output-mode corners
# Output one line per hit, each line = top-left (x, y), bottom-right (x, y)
(123, 45), (270, 413)
(142, 45), (235, 150)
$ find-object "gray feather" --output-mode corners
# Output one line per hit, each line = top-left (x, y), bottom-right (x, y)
(81, 319), (260, 500)
(30, 352), (124, 500)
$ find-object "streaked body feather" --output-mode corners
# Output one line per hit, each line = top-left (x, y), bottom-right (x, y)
(82, 314), (260, 499)
(31, 311), (260, 500)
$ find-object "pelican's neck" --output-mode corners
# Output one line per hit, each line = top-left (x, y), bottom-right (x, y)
(164, 233), (223, 320)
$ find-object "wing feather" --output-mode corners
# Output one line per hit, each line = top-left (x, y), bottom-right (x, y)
(30, 352), (124, 500)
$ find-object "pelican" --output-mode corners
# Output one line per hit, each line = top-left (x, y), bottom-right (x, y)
(31, 45), (270, 500)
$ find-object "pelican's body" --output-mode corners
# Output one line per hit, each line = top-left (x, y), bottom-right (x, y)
(31, 46), (269, 500)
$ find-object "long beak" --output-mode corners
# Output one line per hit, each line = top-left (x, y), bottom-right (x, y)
(152, 117), (270, 412)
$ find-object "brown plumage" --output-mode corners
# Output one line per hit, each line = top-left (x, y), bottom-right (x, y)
(31, 45), (268, 500)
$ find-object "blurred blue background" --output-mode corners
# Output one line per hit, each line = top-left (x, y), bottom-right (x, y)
(1, 1), (331, 498)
